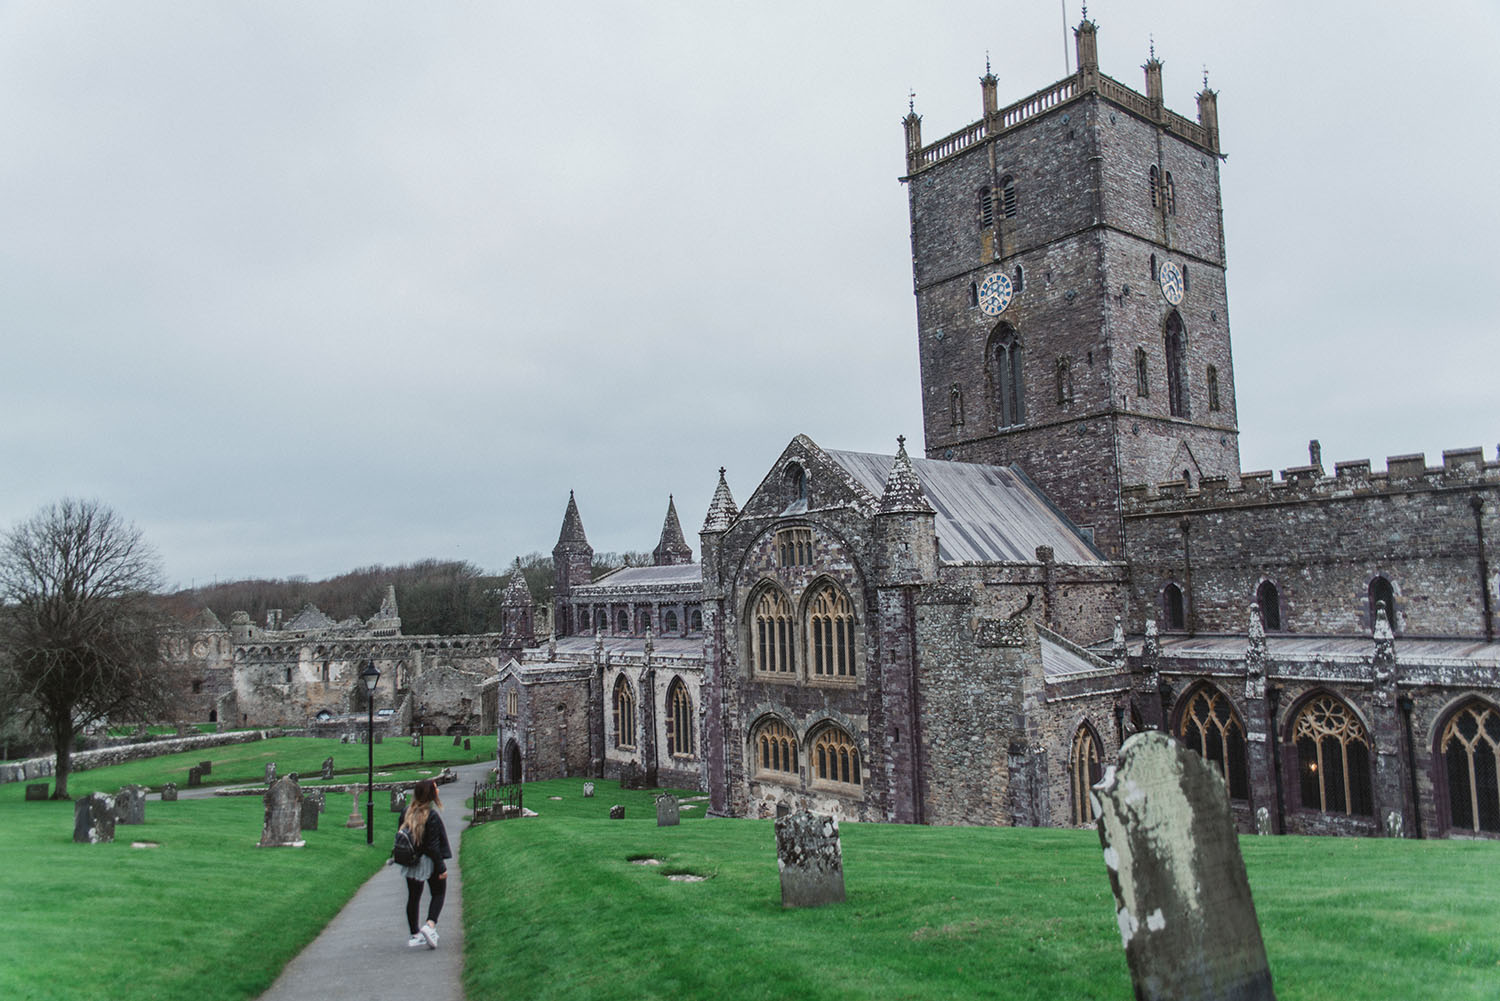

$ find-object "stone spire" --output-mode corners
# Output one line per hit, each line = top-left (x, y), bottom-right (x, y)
(553, 490), (594, 616)
(879, 436), (934, 514)
(652, 496), (694, 566)
(556, 490), (590, 552)
(701, 467), (739, 533)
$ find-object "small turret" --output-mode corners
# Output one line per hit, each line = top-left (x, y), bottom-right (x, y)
(652, 496), (693, 566)
(902, 93), (923, 175)
(875, 436), (938, 585)
(1144, 46), (1164, 117)
(1197, 74), (1220, 153)
(500, 574), (536, 646)
(1074, 16), (1099, 85)
(552, 491), (594, 634)
(980, 57), (999, 124)
(699, 468), (739, 602)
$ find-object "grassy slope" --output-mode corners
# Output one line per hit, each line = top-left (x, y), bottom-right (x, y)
(0, 735), (496, 1001)
(463, 778), (1500, 1001)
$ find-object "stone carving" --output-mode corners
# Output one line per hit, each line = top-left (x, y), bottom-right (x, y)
(114, 785), (146, 825)
(1093, 731), (1275, 1001)
(582, 782), (595, 798)
(345, 791), (365, 829)
(321, 756), (334, 780)
(609, 805), (625, 820)
(264, 762), (276, 786)
(300, 797), (320, 831)
(259, 776), (305, 847)
(24, 783), (47, 801)
(1384, 810), (1404, 839)
(187, 766), (203, 788)
(775, 810), (845, 908)
(161, 783), (178, 802)
(656, 794), (680, 827)
(74, 792), (116, 844)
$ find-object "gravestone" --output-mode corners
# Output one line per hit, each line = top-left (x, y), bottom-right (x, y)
(453, 735), (463, 747)
(114, 785), (147, 825)
(374, 734), (382, 744)
(345, 792), (365, 829)
(1254, 806), (1271, 836)
(583, 782), (595, 798)
(609, 805), (625, 820)
(321, 756), (335, 780)
(339, 734), (350, 744)
(259, 776), (305, 847)
(411, 736), (421, 747)
(24, 783), (48, 801)
(464, 738), (471, 751)
(774, 810), (845, 908)
(73, 793), (116, 844)
(300, 797), (319, 831)
(1093, 731), (1275, 1001)
(199, 760), (212, 776)
(305, 789), (326, 814)
(187, 766), (203, 788)
(264, 762), (276, 785)
(391, 789), (408, 813)
(656, 794), (680, 827)
(161, 783), (178, 802)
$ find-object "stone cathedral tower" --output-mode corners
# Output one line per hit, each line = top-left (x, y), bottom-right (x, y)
(902, 18), (1239, 557)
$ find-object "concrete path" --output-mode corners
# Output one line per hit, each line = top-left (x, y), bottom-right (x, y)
(254, 759), (494, 1001)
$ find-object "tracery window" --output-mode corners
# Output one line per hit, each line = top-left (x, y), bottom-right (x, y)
(664, 610), (679, 633)
(665, 679), (693, 757)
(755, 718), (799, 779)
(1256, 580), (1282, 631)
(812, 727), (862, 788)
(752, 588), (796, 675)
(807, 583), (856, 679)
(1163, 582), (1185, 630)
(777, 528), (813, 568)
(989, 323), (1024, 427)
(1164, 311), (1188, 418)
(505, 689), (519, 717)
(690, 609), (703, 632)
(1177, 686), (1249, 800)
(1207, 365), (1220, 411)
(1441, 700), (1500, 833)
(612, 676), (636, 750)
(1070, 724), (1104, 825)
(1135, 347), (1150, 397)
(1293, 695), (1373, 815)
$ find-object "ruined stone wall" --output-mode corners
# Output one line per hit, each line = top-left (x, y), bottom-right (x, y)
(1123, 451), (1500, 637)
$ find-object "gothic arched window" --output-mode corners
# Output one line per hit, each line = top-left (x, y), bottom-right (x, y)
(665, 678), (693, 757)
(1014, 264), (1025, 292)
(1256, 580), (1282, 631)
(755, 718), (799, 779)
(1164, 311), (1188, 418)
(807, 582), (856, 679)
(690, 609), (703, 632)
(612, 676), (637, 750)
(1292, 694), (1373, 815)
(616, 610), (629, 634)
(664, 610), (679, 633)
(988, 323), (1024, 427)
(1177, 685), (1250, 800)
(751, 588), (796, 675)
(812, 726), (862, 788)
(1070, 723), (1104, 825)
(1207, 365), (1220, 411)
(784, 463), (807, 506)
(1163, 582), (1185, 630)
(637, 609), (652, 634)
(1440, 699), (1500, 834)
(1149, 165), (1160, 207)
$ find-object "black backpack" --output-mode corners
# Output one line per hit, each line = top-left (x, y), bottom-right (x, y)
(392, 826), (420, 866)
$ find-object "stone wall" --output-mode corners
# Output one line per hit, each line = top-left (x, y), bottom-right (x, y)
(0, 729), (271, 785)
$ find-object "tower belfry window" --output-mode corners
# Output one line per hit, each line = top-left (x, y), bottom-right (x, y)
(979, 186), (994, 228)
(1164, 311), (1188, 418)
(1000, 176), (1017, 218)
(988, 324), (1024, 427)
(1149, 165), (1160, 207)
(1207, 365), (1220, 411)
(1135, 347), (1150, 397)
(1164, 171), (1177, 215)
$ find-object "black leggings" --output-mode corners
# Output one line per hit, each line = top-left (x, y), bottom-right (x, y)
(405, 872), (446, 934)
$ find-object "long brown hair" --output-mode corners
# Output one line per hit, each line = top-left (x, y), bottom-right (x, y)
(400, 779), (443, 846)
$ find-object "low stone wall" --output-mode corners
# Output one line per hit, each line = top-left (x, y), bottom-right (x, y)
(0, 729), (273, 785)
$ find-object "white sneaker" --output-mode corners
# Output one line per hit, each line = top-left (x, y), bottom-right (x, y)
(421, 924), (439, 949)
(407, 933), (426, 948)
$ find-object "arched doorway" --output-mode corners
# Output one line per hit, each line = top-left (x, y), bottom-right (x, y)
(504, 738), (523, 785)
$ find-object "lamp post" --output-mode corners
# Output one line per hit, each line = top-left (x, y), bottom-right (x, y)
(360, 661), (380, 845)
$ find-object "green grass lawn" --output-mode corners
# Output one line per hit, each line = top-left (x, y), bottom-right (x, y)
(462, 778), (1500, 1001)
(14, 734), (497, 797)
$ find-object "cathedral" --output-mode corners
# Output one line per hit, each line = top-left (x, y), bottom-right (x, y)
(187, 17), (1500, 839)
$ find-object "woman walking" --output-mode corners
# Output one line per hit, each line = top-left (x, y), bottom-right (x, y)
(396, 778), (452, 949)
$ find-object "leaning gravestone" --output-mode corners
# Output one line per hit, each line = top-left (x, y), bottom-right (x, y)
(24, 783), (48, 801)
(259, 776), (304, 847)
(114, 785), (147, 825)
(391, 789), (408, 813)
(264, 762), (276, 786)
(609, 805), (625, 820)
(187, 766), (203, 788)
(300, 797), (319, 832)
(73, 793), (116, 844)
(321, 756), (335, 780)
(583, 782), (595, 798)
(774, 810), (845, 908)
(161, 783), (178, 802)
(656, 793), (680, 827)
(199, 760), (212, 776)
(1093, 731), (1276, 1001)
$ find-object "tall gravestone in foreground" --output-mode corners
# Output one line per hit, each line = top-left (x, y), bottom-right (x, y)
(775, 810), (845, 908)
(114, 785), (147, 825)
(73, 793), (116, 844)
(259, 776), (305, 847)
(1094, 731), (1275, 1001)
(656, 793), (680, 827)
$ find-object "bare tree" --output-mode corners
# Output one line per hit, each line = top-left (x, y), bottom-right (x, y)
(0, 499), (168, 798)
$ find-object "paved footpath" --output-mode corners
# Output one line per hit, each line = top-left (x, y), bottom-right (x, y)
(254, 759), (495, 1001)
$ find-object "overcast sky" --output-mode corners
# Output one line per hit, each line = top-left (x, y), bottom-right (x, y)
(1, 1), (1495, 590)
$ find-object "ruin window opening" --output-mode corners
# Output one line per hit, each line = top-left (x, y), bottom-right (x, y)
(807, 582), (856, 679)
(320, 660), (330, 684)
(284, 667), (292, 684)
(1176, 685), (1250, 800)
(812, 726), (862, 788)
(665, 678), (693, 757)
(1164, 310), (1188, 418)
(1440, 699), (1500, 834)
(1256, 580), (1282, 631)
(612, 676), (637, 750)
(1292, 694), (1373, 816)
(1070, 723), (1104, 825)
(191, 680), (203, 694)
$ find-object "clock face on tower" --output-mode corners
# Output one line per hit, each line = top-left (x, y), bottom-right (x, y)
(1158, 260), (1185, 306)
(977, 272), (1014, 316)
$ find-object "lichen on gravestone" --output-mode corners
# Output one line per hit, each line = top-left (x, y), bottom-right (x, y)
(774, 810), (845, 909)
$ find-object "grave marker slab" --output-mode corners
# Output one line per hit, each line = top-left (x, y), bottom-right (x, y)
(300, 797), (320, 831)
(453, 735), (463, 747)
(609, 805), (625, 820)
(656, 794), (680, 827)
(775, 810), (845, 908)
(1093, 731), (1275, 1001)
(161, 783), (178, 802)
(73, 793), (116, 844)
(583, 782), (595, 798)
(464, 738), (471, 750)
(305, 789), (326, 814)
(199, 760), (212, 776)
(264, 762), (276, 786)
(187, 766), (203, 788)
(259, 776), (304, 847)
(321, 756), (335, 780)
(114, 785), (146, 825)
(24, 783), (47, 801)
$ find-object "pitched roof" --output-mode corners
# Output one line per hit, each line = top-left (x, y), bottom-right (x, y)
(576, 564), (702, 593)
(824, 448), (1103, 563)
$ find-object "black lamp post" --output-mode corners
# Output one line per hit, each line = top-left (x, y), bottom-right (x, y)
(360, 661), (380, 845)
